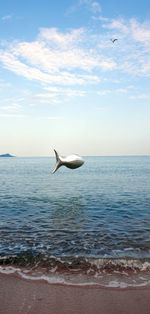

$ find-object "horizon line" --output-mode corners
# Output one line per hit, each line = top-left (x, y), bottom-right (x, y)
(1, 154), (150, 158)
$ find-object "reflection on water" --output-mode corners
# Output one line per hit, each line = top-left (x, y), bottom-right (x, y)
(52, 196), (86, 230)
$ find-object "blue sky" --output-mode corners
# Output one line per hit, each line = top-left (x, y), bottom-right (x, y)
(0, 0), (150, 156)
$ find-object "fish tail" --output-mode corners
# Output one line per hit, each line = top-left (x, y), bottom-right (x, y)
(52, 149), (62, 173)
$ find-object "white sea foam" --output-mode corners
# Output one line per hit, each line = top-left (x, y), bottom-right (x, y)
(0, 266), (21, 274)
(1, 265), (150, 289)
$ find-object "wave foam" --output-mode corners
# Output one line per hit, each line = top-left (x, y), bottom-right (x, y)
(1, 261), (150, 289)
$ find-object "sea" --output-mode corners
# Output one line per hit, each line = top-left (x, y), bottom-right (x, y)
(0, 155), (150, 288)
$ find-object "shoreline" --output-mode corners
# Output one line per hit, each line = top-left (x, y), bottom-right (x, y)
(0, 273), (150, 314)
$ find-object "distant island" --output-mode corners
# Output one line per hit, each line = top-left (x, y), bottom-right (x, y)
(0, 153), (15, 158)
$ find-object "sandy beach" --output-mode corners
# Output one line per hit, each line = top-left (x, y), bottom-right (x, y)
(0, 274), (150, 314)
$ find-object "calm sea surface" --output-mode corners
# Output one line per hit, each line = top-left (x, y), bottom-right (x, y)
(0, 156), (150, 287)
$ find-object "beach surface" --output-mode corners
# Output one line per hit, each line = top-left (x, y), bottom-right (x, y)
(0, 274), (150, 314)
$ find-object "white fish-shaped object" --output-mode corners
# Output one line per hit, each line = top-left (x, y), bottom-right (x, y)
(52, 149), (84, 173)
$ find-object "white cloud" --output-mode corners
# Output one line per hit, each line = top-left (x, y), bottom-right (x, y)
(35, 93), (58, 98)
(67, 0), (101, 15)
(33, 93), (61, 104)
(12, 29), (103, 72)
(99, 60), (116, 71)
(44, 86), (86, 97)
(0, 18), (150, 90)
(0, 113), (26, 118)
(38, 116), (63, 120)
(97, 90), (111, 96)
(101, 17), (150, 76)
(0, 27), (117, 87)
(2, 14), (13, 21)
(0, 48), (99, 85)
(130, 19), (150, 44)
(93, 16), (109, 22)
(103, 18), (129, 34)
(101, 16), (150, 48)
(31, 87), (87, 105)
(115, 88), (128, 93)
(38, 27), (84, 48)
(0, 112), (62, 120)
(130, 93), (150, 100)
(0, 103), (21, 111)
(79, 0), (101, 12)
(97, 87), (130, 96)
(90, 1), (101, 13)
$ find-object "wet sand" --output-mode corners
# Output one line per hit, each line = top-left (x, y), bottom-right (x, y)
(0, 273), (150, 314)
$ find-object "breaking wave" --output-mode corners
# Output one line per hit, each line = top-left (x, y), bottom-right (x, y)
(1, 254), (150, 288)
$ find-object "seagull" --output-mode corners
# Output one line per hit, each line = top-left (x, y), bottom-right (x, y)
(110, 38), (118, 43)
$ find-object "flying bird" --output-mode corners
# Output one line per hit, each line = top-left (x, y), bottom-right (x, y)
(52, 150), (84, 173)
(110, 38), (118, 43)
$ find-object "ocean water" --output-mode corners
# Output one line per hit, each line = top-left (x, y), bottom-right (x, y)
(0, 156), (150, 288)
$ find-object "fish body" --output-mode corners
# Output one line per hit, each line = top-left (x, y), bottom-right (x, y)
(53, 150), (84, 173)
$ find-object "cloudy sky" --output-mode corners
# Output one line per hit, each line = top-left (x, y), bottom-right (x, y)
(0, 0), (150, 156)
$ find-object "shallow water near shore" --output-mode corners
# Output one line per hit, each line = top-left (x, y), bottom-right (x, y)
(0, 156), (150, 287)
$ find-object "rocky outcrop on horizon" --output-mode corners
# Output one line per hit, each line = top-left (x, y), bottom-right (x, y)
(0, 153), (15, 157)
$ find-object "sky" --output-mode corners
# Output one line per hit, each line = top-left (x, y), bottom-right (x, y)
(0, 0), (150, 156)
